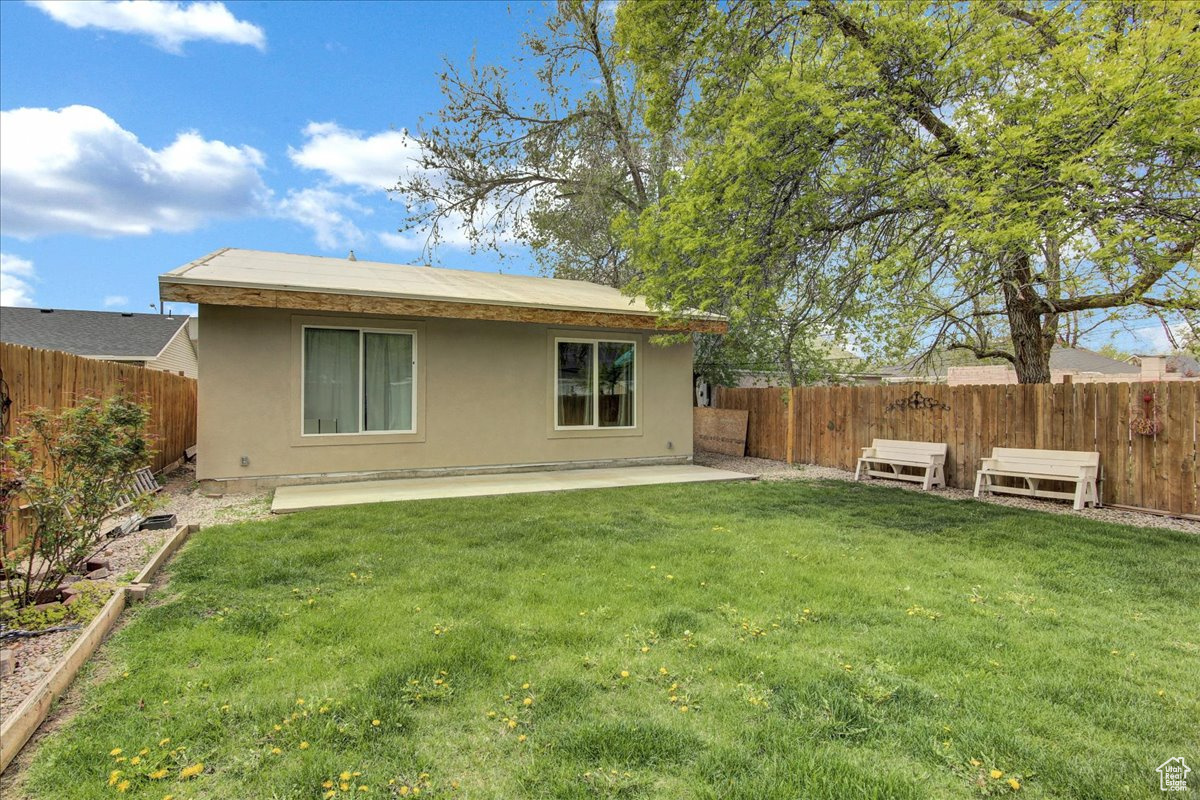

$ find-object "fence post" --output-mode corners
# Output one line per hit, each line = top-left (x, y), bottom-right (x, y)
(786, 387), (796, 464)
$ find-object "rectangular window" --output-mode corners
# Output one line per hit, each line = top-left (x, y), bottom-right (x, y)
(555, 338), (635, 429)
(303, 327), (415, 435)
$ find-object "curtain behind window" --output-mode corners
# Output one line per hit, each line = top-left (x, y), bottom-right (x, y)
(598, 342), (634, 427)
(557, 341), (593, 426)
(304, 328), (360, 433)
(364, 332), (414, 431)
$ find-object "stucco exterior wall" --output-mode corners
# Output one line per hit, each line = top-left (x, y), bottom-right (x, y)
(197, 304), (694, 487)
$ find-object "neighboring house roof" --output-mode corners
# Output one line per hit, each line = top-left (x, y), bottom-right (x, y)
(877, 346), (1140, 380)
(159, 248), (726, 333)
(1049, 347), (1138, 374)
(0, 306), (191, 359)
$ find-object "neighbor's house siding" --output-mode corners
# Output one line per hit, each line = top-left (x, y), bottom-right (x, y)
(146, 326), (198, 378)
(196, 304), (693, 488)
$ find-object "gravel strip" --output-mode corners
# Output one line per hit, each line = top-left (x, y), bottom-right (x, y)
(0, 463), (271, 721)
(695, 452), (1200, 534)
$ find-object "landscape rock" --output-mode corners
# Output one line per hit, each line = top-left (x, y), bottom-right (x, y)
(85, 567), (111, 580)
(0, 649), (12, 678)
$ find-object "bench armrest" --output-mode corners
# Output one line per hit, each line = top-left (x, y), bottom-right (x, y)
(861, 447), (876, 458)
(980, 458), (998, 469)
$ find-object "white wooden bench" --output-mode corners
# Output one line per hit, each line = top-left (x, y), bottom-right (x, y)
(854, 439), (947, 490)
(974, 447), (1099, 510)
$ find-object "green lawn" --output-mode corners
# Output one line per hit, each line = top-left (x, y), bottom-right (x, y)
(17, 480), (1199, 799)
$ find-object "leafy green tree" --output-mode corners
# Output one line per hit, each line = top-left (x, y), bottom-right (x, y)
(394, 0), (673, 287)
(2, 395), (152, 610)
(618, 0), (1199, 383)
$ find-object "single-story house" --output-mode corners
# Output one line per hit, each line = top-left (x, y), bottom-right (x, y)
(159, 248), (726, 493)
(0, 306), (197, 377)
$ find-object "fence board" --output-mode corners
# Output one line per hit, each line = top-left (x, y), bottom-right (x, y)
(1, 342), (197, 550)
(714, 381), (1200, 517)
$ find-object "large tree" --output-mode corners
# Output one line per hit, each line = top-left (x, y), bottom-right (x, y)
(394, 0), (668, 287)
(618, 0), (1199, 383)
(394, 0), (845, 388)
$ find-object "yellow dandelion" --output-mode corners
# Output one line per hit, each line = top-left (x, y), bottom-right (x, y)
(640, 646), (650, 653)
(620, 670), (630, 678)
(523, 697), (533, 706)
(299, 741), (310, 750)
(341, 783), (351, 791)
(359, 785), (369, 792)
(679, 705), (689, 713)
(296, 698), (305, 706)
(340, 772), (352, 781)
(509, 654), (518, 661)
(507, 719), (518, 729)
(130, 756), (142, 765)
(158, 738), (171, 746)
(180, 763), (205, 779)
(970, 759), (982, 767)
(399, 786), (410, 796)
(108, 770), (122, 786)
(271, 747), (282, 755)
(372, 719), (381, 726)
(522, 683), (530, 689)
(324, 792), (336, 800)
(319, 705), (329, 713)
(1008, 778), (1021, 790)
(659, 667), (668, 675)
(163, 796), (174, 800)
(117, 780), (131, 793)
(149, 769), (169, 780)
(990, 769), (1004, 779)
(274, 724), (282, 731)
(110, 748), (123, 757)
(518, 734), (527, 742)
(138, 747), (149, 755)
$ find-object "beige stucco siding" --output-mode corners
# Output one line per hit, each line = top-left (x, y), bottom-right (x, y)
(146, 327), (198, 378)
(197, 304), (693, 484)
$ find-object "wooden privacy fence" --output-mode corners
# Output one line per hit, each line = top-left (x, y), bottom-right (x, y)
(1, 342), (198, 550)
(713, 381), (1199, 517)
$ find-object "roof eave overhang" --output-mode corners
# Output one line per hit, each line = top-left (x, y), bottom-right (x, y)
(159, 278), (728, 334)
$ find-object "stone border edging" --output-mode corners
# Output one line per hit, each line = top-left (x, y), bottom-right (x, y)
(0, 523), (200, 774)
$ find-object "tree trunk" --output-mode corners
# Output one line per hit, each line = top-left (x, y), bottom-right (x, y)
(1002, 253), (1053, 383)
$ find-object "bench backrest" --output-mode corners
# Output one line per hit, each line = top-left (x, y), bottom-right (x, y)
(987, 447), (1099, 476)
(870, 439), (948, 461)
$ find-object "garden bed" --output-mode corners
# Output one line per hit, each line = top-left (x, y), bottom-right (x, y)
(0, 464), (270, 725)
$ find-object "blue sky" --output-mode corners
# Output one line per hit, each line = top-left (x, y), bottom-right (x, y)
(0, 1), (1181, 355)
(0, 0), (547, 317)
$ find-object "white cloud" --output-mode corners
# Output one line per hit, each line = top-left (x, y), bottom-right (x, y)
(278, 188), (368, 251)
(1130, 323), (1187, 354)
(0, 105), (271, 238)
(28, 1), (265, 54)
(1, 253), (37, 307)
(103, 294), (130, 308)
(288, 122), (420, 191)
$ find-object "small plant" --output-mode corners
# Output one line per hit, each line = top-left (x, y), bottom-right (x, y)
(1, 394), (153, 610)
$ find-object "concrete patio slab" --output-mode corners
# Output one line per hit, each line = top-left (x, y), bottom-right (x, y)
(271, 464), (754, 513)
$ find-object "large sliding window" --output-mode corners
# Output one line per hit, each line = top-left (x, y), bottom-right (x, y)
(303, 327), (415, 435)
(555, 338), (635, 429)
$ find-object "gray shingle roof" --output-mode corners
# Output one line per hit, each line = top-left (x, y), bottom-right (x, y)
(0, 307), (190, 359)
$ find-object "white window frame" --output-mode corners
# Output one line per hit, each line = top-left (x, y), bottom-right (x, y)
(553, 336), (637, 430)
(301, 324), (418, 437)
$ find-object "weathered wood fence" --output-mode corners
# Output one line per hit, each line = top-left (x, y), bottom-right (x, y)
(713, 381), (1199, 517)
(1, 342), (198, 550)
